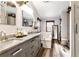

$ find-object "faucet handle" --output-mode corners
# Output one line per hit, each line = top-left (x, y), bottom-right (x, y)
(0, 31), (7, 40)
(1, 31), (5, 36)
(0, 31), (3, 36)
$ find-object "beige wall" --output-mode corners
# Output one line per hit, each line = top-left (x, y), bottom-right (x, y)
(61, 11), (68, 40)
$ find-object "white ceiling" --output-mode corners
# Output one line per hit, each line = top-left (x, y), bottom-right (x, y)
(31, 1), (69, 20)
(1, 1), (70, 20)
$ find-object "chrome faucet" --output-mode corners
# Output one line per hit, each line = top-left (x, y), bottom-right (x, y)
(0, 31), (7, 41)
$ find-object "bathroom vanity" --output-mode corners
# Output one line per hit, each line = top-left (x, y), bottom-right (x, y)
(0, 33), (41, 57)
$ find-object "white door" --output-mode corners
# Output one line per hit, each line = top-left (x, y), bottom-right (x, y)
(52, 25), (58, 39)
(75, 4), (79, 56)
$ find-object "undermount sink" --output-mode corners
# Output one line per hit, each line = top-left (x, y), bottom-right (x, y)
(8, 37), (23, 40)
(0, 34), (28, 43)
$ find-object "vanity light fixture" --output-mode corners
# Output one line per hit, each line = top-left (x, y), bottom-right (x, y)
(43, 1), (53, 3)
(67, 6), (71, 13)
(16, 1), (29, 6)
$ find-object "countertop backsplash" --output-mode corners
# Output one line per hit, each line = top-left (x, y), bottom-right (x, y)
(0, 24), (36, 38)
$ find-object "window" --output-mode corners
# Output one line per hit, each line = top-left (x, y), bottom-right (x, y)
(46, 21), (54, 32)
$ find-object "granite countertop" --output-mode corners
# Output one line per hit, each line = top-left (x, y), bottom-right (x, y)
(0, 33), (40, 55)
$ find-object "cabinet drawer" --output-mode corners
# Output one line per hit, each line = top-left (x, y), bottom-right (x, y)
(10, 45), (25, 57)
(0, 45), (23, 57)
(0, 51), (10, 57)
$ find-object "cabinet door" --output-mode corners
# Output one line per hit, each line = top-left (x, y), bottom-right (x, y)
(75, 4), (79, 57)
(31, 36), (41, 57)
(35, 36), (41, 49)
(34, 39), (41, 56)
(0, 45), (25, 57)
(22, 41), (31, 57)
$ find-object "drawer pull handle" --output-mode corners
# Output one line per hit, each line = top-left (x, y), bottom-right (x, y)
(11, 48), (22, 56)
(76, 24), (78, 34)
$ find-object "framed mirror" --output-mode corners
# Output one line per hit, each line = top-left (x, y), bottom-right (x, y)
(37, 17), (41, 32)
(0, 1), (16, 25)
(22, 10), (33, 27)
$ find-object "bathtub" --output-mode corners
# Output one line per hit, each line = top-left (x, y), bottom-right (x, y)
(59, 45), (70, 57)
(53, 43), (70, 57)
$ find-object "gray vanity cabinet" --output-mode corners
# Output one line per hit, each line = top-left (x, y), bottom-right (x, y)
(24, 35), (41, 57)
(0, 35), (41, 57)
